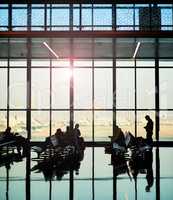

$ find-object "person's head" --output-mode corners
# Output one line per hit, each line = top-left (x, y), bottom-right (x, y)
(145, 185), (150, 192)
(75, 123), (79, 129)
(56, 128), (62, 136)
(5, 127), (11, 134)
(66, 126), (70, 132)
(145, 115), (150, 121)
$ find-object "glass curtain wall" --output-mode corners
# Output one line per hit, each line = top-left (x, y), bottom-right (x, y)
(0, 4), (173, 141)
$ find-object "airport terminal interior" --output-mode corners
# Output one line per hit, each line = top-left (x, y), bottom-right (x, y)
(0, 1), (173, 199)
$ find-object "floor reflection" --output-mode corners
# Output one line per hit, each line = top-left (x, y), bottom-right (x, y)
(0, 147), (173, 199)
(31, 145), (85, 181)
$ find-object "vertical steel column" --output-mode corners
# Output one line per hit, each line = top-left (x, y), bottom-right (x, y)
(7, 38), (10, 128)
(49, 40), (52, 138)
(112, 3), (116, 138)
(155, 38), (160, 141)
(91, 4), (95, 200)
(69, 4), (74, 200)
(112, 4), (117, 200)
(27, 4), (31, 140)
(134, 39), (137, 138)
(155, 36), (160, 200)
(49, 6), (53, 199)
(44, 4), (47, 31)
(79, 4), (82, 31)
(49, 4), (52, 138)
(7, 4), (12, 126)
(69, 4), (74, 130)
(25, 4), (31, 200)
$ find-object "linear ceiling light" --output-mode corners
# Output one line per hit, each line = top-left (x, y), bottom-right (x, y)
(133, 42), (141, 59)
(43, 42), (59, 59)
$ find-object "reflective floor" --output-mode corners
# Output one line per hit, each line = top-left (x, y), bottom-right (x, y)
(0, 147), (173, 200)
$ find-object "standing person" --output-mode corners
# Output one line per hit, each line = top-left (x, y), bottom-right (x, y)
(144, 115), (153, 144)
(73, 124), (81, 137)
(73, 124), (81, 148)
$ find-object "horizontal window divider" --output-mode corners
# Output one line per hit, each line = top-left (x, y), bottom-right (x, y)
(2, 108), (173, 111)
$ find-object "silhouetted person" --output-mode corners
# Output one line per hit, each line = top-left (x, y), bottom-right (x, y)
(73, 124), (81, 137)
(113, 125), (125, 147)
(3, 127), (14, 141)
(73, 124), (81, 148)
(55, 128), (63, 146)
(14, 133), (29, 157)
(3, 127), (28, 156)
(65, 126), (70, 135)
(144, 115), (153, 144)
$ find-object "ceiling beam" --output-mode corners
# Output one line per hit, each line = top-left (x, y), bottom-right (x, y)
(0, 31), (173, 38)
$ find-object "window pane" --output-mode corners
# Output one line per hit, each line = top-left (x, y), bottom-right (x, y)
(94, 38), (113, 58)
(9, 111), (27, 137)
(52, 59), (70, 67)
(10, 59), (27, 67)
(52, 9), (69, 26)
(52, 111), (69, 134)
(12, 9), (27, 28)
(10, 38), (27, 58)
(31, 59), (50, 67)
(160, 69), (173, 109)
(137, 111), (155, 139)
(117, 8), (134, 30)
(82, 8), (92, 27)
(116, 68), (135, 108)
(160, 111), (173, 140)
(0, 9), (8, 28)
(116, 111), (135, 134)
(31, 8), (44, 30)
(10, 69), (26, 109)
(94, 111), (112, 141)
(74, 59), (92, 67)
(161, 8), (172, 30)
(31, 111), (49, 141)
(74, 111), (92, 141)
(73, 8), (80, 27)
(94, 69), (112, 109)
(136, 59), (155, 67)
(74, 38), (92, 58)
(159, 59), (173, 67)
(0, 59), (8, 67)
(74, 69), (92, 109)
(32, 69), (50, 109)
(94, 59), (113, 67)
(52, 68), (70, 109)
(93, 8), (112, 29)
(116, 59), (134, 67)
(0, 68), (7, 109)
(137, 69), (155, 109)
(0, 111), (7, 132)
